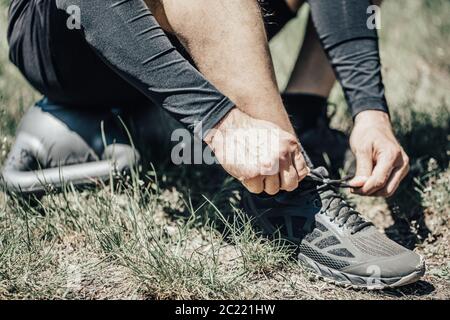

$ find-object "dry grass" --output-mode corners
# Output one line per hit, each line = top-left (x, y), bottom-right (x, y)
(0, 0), (449, 299)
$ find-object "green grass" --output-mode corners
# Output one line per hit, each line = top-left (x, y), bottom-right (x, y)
(0, 0), (449, 299)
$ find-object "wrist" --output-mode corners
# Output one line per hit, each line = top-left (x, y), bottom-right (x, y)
(204, 107), (239, 145)
(354, 110), (390, 126)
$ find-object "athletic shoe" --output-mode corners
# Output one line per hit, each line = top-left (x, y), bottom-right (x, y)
(1, 100), (139, 195)
(242, 167), (426, 289)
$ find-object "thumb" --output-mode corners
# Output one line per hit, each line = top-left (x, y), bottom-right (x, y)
(349, 176), (369, 188)
(349, 148), (373, 188)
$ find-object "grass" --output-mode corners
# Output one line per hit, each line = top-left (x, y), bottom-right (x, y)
(0, 0), (449, 299)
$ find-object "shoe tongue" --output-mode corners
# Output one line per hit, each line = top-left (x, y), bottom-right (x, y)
(310, 167), (370, 232)
(280, 166), (371, 233)
(326, 192), (372, 233)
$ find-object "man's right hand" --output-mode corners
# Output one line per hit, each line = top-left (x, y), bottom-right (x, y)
(204, 108), (309, 195)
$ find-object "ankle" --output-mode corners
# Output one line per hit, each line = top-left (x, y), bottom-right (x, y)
(282, 92), (328, 113)
(281, 93), (329, 131)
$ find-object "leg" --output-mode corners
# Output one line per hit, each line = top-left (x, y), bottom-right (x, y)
(284, 0), (384, 96)
(4, 1), (145, 195)
(284, 15), (335, 96)
(283, 0), (335, 97)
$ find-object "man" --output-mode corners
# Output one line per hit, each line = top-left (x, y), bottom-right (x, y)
(2, 0), (424, 288)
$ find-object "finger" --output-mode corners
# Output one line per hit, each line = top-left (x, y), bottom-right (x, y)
(349, 176), (369, 189)
(350, 147), (373, 189)
(242, 177), (264, 194)
(372, 166), (403, 198)
(292, 146), (309, 182)
(373, 155), (409, 197)
(259, 157), (279, 176)
(279, 155), (298, 192)
(264, 174), (281, 195)
(360, 152), (397, 195)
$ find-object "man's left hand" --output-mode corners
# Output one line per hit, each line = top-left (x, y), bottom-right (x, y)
(349, 110), (410, 197)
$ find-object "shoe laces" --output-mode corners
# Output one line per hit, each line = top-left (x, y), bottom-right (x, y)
(297, 168), (373, 234)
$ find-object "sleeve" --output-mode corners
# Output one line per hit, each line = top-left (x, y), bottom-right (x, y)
(308, 0), (389, 118)
(55, 0), (236, 139)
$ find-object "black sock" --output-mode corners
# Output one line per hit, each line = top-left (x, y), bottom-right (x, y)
(281, 93), (329, 132)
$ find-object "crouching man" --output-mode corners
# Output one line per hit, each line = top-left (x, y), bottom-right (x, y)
(2, 0), (423, 288)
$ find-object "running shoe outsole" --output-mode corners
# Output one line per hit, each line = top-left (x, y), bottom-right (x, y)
(298, 252), (426, 290)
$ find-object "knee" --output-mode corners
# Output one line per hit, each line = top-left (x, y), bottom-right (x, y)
(372, 0), (383, 6)
(144, 0), (173, 33)
(285, 0), (306, 12)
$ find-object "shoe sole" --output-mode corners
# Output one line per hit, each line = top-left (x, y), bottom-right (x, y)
(298, 252), (426, 290)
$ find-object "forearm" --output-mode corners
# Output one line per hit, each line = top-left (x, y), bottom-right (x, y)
(55, 0), (235, 138)
(308, 0), (389, 117)
(156, 0), (296, 136)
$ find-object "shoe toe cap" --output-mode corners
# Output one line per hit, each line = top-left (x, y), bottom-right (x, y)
(342, 251), (425, 279)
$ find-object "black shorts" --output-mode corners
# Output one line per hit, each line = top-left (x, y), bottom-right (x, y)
(7, 0), (296, 109)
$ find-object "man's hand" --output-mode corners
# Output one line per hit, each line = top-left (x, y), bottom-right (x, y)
(349, 110), (409, 197)
(205, 108), (309, 195)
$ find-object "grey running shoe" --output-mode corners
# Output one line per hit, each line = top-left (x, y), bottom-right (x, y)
(283, 93), (355, 177)
(242, 167), (426, 289)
